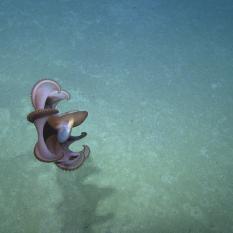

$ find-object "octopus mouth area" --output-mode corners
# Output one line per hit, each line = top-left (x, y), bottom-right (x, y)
(43, 121), (60, 143)
(43, 121), (82, 145)
(43, 121), (89, 170)
(44, 98), (58, 110)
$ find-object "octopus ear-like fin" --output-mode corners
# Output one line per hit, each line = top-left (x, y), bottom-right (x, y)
(31, 79), (61, 109)
(47, 111), (88, 128)
(47, 90), (70, 104)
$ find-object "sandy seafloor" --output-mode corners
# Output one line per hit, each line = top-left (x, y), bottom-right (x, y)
(0, 0), (233, 233)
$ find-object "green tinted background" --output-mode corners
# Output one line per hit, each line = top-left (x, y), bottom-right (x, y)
(0, 0), (232, 233)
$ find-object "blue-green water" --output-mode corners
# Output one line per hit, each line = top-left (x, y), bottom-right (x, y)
(0, 0), (233, 232)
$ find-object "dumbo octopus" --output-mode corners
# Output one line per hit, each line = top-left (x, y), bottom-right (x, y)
(27, 79), (90, 171)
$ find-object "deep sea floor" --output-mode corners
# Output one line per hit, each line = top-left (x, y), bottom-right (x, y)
(0, 0), (233, 233)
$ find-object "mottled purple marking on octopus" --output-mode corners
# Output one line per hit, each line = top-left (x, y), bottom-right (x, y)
(27, 79), (90, 171)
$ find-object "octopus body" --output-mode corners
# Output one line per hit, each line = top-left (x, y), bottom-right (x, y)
(27, 79), (90, 171)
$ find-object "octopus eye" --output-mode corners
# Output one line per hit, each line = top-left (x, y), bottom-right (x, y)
(57, 124), (72, 143)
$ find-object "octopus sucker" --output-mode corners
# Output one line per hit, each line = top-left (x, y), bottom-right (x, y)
(27, 79), (90, 170)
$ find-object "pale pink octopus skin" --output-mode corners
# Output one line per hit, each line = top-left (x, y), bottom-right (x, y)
(27, 79), (90, 171)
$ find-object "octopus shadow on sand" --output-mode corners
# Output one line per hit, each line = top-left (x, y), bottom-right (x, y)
(0, 153), (115, 233)
(56, 157), (115, 233)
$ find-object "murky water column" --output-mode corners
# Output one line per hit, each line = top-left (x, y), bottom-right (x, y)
(0, 0), (232, 233)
